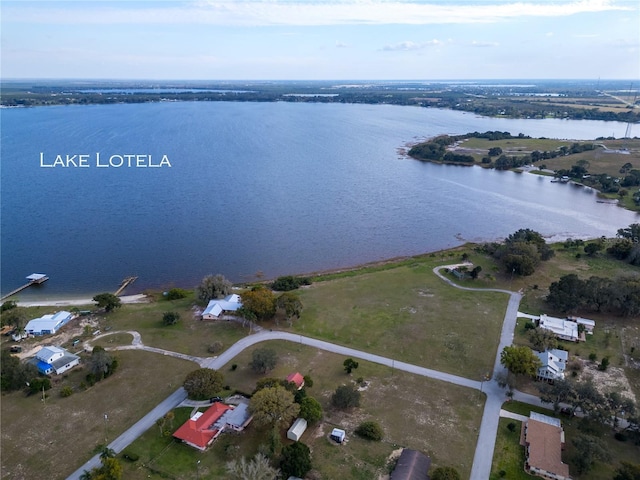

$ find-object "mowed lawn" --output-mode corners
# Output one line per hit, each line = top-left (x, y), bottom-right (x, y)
(295, 260), (508, 379)
(120, 343), (484, 480)
(0, 350), (198, 480)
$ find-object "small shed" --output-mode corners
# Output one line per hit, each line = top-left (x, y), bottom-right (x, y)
(330, 428), (346, 444)
(287, 418), (308, 442)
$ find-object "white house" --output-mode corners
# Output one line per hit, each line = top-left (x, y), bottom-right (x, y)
(287, 418), (308, 442)
(538, 314), (579, 342)
(33, 346), (80, 375)
(202, 294), (242, 319)
(536, 349), (568, 382)
(24, 311), (74, 336)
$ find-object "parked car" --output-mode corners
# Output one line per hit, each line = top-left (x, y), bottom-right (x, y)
(10, 346), (22, 353)
(210, 396), (223, 403)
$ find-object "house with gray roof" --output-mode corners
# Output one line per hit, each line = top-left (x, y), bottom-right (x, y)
(29, 345), (80, 375)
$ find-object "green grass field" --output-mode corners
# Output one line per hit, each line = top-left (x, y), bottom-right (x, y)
(294, 258), (508, 380)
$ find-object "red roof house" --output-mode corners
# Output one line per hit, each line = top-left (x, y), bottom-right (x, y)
(173, 402), (232, 451)
(286, 372), (305, 390)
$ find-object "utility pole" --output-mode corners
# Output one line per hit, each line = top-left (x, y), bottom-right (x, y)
(104, 413), (108, 443)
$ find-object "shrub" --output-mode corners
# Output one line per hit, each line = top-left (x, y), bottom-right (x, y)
(271, 275), (311, 291)
(507, 422), (516, 432)
(355, 421), (384, 441)
(589, 352), (597, 362)
(524, 321), (536, 331)
(60, 386), (73, 398)
(599, 357), (610, 371)
(331, 385), (361, 409)
(230, 364), (237, 371)
(122, 450), (139, 462)
(162, 311), (181, 326)
(166, 288), (189, 300)
(208, 341), (224, 354)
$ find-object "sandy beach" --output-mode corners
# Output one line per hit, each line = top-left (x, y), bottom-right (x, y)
(16, 294), (149, 308)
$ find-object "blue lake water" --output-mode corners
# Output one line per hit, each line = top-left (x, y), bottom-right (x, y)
(1, 102), (637, 299)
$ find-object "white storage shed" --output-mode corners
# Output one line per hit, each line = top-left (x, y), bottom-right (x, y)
(287, 418), (307, 442)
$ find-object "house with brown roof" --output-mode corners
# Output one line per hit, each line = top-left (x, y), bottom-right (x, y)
(172, 402), (232, 451)
(390, 449), (431, 480)
(520, 412), (571, 480)
(286, 372), (305, 390)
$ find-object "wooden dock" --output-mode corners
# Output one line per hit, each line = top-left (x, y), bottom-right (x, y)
(1, 274), (49, 302)
(114, 276), (138, 296)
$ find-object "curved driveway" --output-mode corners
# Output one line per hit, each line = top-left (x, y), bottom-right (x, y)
(68, 264), (530, 480)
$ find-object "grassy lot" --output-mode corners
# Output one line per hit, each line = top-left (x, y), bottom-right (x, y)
(490, 418), (537, 480)
(120, 344), (484, 479)
(293, 257), (508, 380)
(498, 402), (640, 479)
(457, 137), (640, 180)
(0, 350), (197, 480)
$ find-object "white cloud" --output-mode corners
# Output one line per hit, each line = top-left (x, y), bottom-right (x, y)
(4, 0), (634, 27)
(470, 40), (499, 47)
(335, 41), (349, 48)
(382, 39), (443, 51)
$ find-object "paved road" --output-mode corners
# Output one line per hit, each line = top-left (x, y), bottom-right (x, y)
(68, 264), (537, 480)
(432, 265), (524, 480)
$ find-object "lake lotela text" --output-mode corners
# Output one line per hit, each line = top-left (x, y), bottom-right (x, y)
(39, 152), (172, 168)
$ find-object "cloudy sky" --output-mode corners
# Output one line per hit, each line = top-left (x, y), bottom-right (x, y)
(1, 0), (638, 80)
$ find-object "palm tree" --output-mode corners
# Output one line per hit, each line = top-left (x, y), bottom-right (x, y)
(99, 446), (116, 459)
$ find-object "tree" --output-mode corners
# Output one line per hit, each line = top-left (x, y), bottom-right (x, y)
(331, 385), (361, 409)
(276, 292), (303, 326)
(250, 348), (278, 374)
(250, 384), (300, 428)
(241, 286), (276, 321)
(469, 265), (482, 279)
(584, 241), (604, 257)
(183, 368), (224, 400)
(196, 274), (232, 302)
(92, 293), (122, 312)
(355, 420), (384, 441)
(528, 327), (558, 352)
(1, 306), (27, 331)
(280, 442), (312, 479)
(538, 378), (575, 413)
(298, 396), (323, 423)
(431, 466), (462, 480)
(0, 349), (38, 392)
(614, 462), (640, 480)
(488, 146), (503, 157)
(572, 434), (611, 474)
(226, 453), (279, 480)
(547, 274), (585, 313)
(343, 358), (359, 374)
(500, 345), (541, 377)
(89, 346), (117, 380)
(162, 311), (180, 326)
